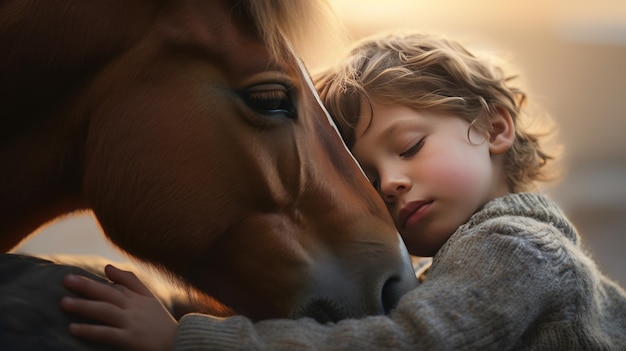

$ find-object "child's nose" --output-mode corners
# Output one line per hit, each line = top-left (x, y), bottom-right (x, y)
(380, 174), (410, 203)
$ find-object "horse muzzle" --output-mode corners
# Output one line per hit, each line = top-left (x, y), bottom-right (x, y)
(294, 234), (418, 323)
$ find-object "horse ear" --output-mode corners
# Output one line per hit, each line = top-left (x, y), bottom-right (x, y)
(488, 108), (515, 155)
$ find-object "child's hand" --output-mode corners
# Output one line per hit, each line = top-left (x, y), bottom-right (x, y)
(61, 264), (178, 351)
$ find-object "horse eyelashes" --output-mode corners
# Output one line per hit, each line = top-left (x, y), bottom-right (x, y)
(240, 84), (296, 118)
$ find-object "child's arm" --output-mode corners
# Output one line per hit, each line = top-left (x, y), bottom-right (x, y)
(61, 265), (178, 351)
(62, 222), (562, 351)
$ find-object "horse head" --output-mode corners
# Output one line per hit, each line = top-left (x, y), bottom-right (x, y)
(1, 0), (418, 322)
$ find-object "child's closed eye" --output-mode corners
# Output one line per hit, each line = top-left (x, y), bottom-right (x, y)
(400, 137), (426, 158)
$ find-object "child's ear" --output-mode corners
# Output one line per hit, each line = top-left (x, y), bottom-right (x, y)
(488, 108), (515, 155)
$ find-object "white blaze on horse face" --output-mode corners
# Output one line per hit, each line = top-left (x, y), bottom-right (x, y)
(296, 58), (369, 180)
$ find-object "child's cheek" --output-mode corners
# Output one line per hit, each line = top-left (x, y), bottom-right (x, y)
(422, 157), (463, 188)
(422, 154), (485, 198)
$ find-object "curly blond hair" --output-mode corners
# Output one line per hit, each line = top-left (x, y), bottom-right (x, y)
(315, 31), (559, 192)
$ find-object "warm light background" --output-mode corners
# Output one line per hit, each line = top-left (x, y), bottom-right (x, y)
(15, 1), (626, 287)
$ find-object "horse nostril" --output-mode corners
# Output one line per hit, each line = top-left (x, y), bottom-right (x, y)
(381, 275), (405, 314)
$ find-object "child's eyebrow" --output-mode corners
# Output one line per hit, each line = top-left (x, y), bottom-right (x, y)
(380, 120), (423, 140)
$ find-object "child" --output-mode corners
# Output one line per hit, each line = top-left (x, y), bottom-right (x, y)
(61, 31), (626, 350)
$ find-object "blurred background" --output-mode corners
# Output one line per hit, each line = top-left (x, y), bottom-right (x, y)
(14, 0), (626, 287)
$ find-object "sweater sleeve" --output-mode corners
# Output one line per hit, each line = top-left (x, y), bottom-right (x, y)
(173, 216), (571, 351)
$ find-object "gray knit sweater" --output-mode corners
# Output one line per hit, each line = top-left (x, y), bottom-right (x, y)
(173, 193), (626, 350)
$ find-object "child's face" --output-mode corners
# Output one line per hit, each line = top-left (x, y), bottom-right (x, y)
(352, 99), (510, 256)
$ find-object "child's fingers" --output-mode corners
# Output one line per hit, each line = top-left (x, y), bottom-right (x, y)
(63, 274), (126, 306)
(68, 322), (125, 347)
(61, 296), (124, 327)
(104, 264), (154, 297)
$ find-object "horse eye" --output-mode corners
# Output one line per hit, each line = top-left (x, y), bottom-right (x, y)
(240, 84), (296, 118)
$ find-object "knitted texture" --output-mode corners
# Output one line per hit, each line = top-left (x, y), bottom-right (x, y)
(174, 193), (626, 350)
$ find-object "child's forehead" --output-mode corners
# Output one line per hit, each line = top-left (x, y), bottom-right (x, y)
(358, 100), (413, 134)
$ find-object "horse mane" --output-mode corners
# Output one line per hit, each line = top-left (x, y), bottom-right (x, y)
(242, 0), (348, 70)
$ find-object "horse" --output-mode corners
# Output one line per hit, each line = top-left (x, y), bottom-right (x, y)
(0, 0), (418, 336)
